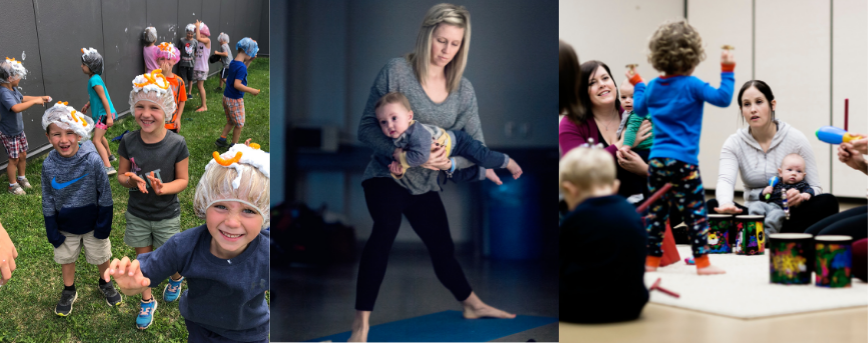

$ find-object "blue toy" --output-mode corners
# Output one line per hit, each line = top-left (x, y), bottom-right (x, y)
(765, 176), (779, 200)
(816, 126), (862, 145)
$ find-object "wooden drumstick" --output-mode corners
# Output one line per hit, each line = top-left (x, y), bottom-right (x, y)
(721, 45), (735, 50)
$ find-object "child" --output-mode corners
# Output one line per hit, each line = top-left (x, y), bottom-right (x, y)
(179, 24), (199, 96)
(619, 78), (654, 159)
(0, 57), (50, 195)
(80, 48), (118, 176)
(374, 92), (522, 182)
(559, 147), (648, 323)
(117, 71), (190, 329)
(214, 32), (233, 91)
(748, 153), (815, 234)
(40, 102), (122, 316)
(193, 20), (211, 112)
(105, 143), (270, 342)
(630, 20), (734, 275)
(216, 37), (260, 148)
(142, 26), (159, 73)
(154, 42), (187, 134)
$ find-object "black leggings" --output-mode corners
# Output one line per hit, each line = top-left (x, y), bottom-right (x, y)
(805, 205), (867, 241)
(355, 178), (472, 311)
(707, 194), (839, 234)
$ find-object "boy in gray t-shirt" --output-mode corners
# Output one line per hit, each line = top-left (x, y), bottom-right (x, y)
(375, 92), (522, 181)
(214, 33), (233, 91)
(179, 25), (199, 95)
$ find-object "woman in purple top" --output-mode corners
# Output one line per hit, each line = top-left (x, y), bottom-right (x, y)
(193, 20), (211, 112)
(559, 60), (652, 201)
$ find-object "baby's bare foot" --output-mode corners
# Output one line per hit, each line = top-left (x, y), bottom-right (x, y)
(645, 265), (658, 272)
(506, 158), (523, 179)
(463, 303), (516, 319)
(697, 265), (726, 275)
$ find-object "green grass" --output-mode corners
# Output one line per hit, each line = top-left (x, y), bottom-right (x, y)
(0, 58), (269, 343)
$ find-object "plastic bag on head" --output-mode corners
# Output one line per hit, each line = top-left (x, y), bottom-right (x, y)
(42, 101), (94, 140)
(143, 27), (157, 43)
(0, 57), (27, 84)
(194, 143), (270, 228)
(198, 22), (211, 37)
(155, 42), (180, 64)
(81, 48), (104, 75)
(129, 70), (176, 122)
(236, 38), (259, 58)
(217, 33), (230, 44)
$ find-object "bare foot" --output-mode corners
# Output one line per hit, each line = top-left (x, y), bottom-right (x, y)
(195, 107), (207, 112)
(348, 311), (370, 342)
(645, 265), (657, 272)
(506, 158), (523, 179)
(462, 292), (516, 319)
(697, 264), (726, 275)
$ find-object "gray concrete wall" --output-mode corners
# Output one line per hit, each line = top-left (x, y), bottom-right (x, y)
(0, 0), (268, 167)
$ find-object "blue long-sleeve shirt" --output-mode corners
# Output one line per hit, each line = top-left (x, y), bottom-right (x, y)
(41, 141), (113, 248)
(633, 69), (735, 165)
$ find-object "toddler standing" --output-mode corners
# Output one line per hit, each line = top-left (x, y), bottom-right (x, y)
(0, 58), (50, 194)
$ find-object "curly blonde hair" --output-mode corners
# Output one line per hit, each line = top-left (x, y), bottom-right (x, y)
(647, 20), (705, 75)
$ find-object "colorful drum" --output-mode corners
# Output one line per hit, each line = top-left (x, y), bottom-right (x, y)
(734, 215), (765, 255)
(768, 233), (812, 285)
(815, 235), (852, 288)
(707, 214), (733, 253)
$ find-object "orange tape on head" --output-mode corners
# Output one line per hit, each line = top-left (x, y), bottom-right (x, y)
(213, 151), (243, 166)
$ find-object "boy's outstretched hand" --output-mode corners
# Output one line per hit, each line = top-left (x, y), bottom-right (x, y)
(104, 256), (151, 296)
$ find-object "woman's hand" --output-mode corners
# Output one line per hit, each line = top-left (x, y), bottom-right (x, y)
(0, 223), (17, 286)
(420, 145), (450, 170)
(846, 137), (867, 155)
(616, 146), (648, 176)
(786, 188), (804, 207)
(838, 142), (868, 175)
(714, 203), (743, 214)
(632, 120), (653, 147)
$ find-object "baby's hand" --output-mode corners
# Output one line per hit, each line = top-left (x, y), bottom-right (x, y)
(762, 186), (773, 195)
(104, 256), (151, 296)
(722, 49), (735, 65)
(800, 193), (812, 201)
(389, 161), (404, 175)
(393, 148), (403, 162)
(145, 171), (164, 195)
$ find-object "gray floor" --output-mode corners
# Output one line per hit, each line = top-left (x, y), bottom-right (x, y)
(271, 244), (559, 342)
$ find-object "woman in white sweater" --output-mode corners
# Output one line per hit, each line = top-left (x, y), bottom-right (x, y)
(707, 80), (839, 233)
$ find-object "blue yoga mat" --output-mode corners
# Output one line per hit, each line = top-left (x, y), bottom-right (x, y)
(307, 310), (557, 342)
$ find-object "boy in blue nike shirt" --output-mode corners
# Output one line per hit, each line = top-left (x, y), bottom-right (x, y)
(628, 20), (735, 275)
(40, 102), (121, 316)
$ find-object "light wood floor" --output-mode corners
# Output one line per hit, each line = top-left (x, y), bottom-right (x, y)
(560, 303), (868, 343)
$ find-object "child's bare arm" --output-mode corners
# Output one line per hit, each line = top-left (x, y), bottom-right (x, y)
(93, 85), (113, 126)
(22, 95), (50, 102)
(214, 50), (228, 56)
(195, 20), (210, 45)
(104, 256), (151, 296)
(10, 97), (47, 112)
(233, 79), (260, 96)
(146, 157), (189, 196)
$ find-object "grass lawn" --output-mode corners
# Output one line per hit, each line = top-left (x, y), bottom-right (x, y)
(0, 57), (269, 343)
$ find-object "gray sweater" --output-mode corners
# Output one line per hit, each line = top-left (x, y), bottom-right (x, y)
(715, 120), (823, 207)
(359, 57), (484, 195)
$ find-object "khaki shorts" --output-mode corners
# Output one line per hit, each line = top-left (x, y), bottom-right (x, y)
(54, 231), (112, 265)
(124, 211), (181, 249)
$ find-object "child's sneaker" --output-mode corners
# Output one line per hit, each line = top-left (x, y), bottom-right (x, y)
(7, 184), (25, 195)
(215, 137), (229, 148)
(17, 178), (32, 189)
(162, 276), (184, 302)
(215, 86), (222, 92)
(99, 282), (123, 306)
(54, 289), (78, 316)
(105, 166), (117, 176)
(108, 154), (117, 162)
(136, 298), (158, 329)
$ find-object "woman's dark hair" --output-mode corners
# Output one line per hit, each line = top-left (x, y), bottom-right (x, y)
(737, 80), (775, 121)
(573, 60), (621, 124)
(559, 40), (582, 120)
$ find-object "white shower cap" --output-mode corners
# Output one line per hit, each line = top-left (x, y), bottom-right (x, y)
(42, 101), (94, 139)
(217, 33), (230, 44)
(185, 24), (196, 33)
(194, 143), (270, 228)
(81, 48), (104, 75)
(143, 27), (157, 43)
(0, 57), (27, 84)
(128, 70), (176, 122)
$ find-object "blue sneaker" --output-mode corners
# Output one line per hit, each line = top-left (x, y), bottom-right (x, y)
(136, 298), (158, 329)
(162, 276), (184, 302)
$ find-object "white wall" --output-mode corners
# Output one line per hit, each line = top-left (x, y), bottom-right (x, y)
(561, 0), (867, 200)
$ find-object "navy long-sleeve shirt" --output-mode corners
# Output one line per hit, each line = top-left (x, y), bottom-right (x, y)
(41, 141), (113, 248)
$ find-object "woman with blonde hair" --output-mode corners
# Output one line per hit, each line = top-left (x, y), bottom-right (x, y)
(351, 3), (515, 341)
